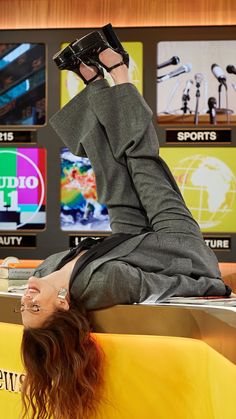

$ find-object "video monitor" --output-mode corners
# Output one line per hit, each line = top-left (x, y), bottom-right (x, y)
(0, 43), (46, 126)
(0, 148), (46, 230)
(60, 147), (111, 232)
(160, 147), (236, 232)
(60, 42), (143, 107)
(156, 41), (236, 126)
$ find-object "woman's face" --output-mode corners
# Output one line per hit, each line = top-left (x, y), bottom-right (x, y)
(21, 272), (69, 328)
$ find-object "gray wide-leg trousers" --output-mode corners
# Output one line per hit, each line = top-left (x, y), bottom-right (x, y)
(51, 80), (201, 237)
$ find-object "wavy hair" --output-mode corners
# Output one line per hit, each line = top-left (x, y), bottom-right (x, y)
(21, 303), (104, 419)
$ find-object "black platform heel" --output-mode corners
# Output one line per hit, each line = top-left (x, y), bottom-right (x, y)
(69, 26), (129, 73)
(53, 24), (129, 78)
(101, 23), (129, 69)
(76, 60), (104, 85)
(53, 42), (104, 85)
(53, 43), (80, 70)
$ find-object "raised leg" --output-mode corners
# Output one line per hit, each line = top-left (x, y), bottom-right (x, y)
(88, 83), (202, 237)
(50, 80), (151, 234)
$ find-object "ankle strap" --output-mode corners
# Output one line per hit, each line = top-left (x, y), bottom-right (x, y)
(106, 61), (126, 73)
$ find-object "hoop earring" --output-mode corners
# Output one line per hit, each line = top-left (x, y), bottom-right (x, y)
(57, 288), (68, 299)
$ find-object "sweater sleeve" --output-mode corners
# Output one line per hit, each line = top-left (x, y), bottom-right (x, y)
(70, 259), (230, 311)
(70, 260), (142, 310)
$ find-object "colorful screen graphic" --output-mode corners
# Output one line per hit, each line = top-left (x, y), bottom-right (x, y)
(0, 43), (46, 126)
(157, 41), (236, 126)
(0, 148), (46, 230)
(161, 147), (236, 232)
(60, 42), (143, 108)
(60, 148), (111, 232)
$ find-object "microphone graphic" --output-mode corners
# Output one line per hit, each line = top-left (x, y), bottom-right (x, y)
(208, 97), (217, 125)
(193, 73), (204, 125)
(226, 65), (236, 75)
(157, 63), (192, 83)
(157, 56), (180, 69)
(183, 79), (193, 96)
(211, 64), (233, 120)
(211, 64), (227, 85)
(194, 73), (204, 87)
(181, 79), (193, 115)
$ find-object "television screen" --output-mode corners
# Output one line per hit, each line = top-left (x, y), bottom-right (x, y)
(0, 43), (46, 126)
(161, 147), (236, 232)
(60, 42), (143, 107)
(156, 40), (236, 126)
(0, 148), (46, 230)
(60, 148), (111, 232)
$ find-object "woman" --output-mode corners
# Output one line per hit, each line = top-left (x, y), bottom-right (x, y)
(20, 24), (231, 419)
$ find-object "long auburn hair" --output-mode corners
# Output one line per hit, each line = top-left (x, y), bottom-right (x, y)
(21, 302), (104, 419)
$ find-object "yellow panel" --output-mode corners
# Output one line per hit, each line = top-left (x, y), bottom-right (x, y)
(0, 323), (236, 419)
(161, 147), (236, 233)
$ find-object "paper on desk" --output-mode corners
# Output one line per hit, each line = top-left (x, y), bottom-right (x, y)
(139, 296), (236, 307)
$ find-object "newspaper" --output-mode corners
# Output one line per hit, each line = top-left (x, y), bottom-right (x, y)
(163, 296), (236, 307)
(139, 296), (236, 307)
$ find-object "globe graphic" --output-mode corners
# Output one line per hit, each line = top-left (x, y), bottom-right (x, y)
(172, 155), (236, 229)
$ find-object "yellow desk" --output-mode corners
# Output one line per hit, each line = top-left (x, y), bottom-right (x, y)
(0, 322), (236, 419)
